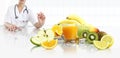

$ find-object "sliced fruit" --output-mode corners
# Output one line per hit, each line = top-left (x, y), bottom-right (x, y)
(93, 41), (109, 50)
(82, 30), (90, 38)
(37, 29), (54, 41)
(30, 29), (55, 46)
(86, 32), (99, 44)
(78, 30), (89, 39)
(77, 24), (89, 38)
(30, 36), (41, 46)
(101, 35), (114, 48)
(41, 39), (58, 50)
(52, 24), (63, 37)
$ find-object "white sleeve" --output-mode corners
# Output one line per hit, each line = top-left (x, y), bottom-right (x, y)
(4, 6), (12, 23)
(28, 9), (38, 25)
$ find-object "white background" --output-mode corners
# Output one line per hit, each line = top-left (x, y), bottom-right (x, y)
(0, 0), (120, 58)
(0, 0), (120, 27)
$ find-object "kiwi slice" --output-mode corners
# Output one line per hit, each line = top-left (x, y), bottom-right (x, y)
(77, 25), (89, 39)
(98, 31), (107, 40)
(78, 30), (89, 39)
(82, 30), (90, 38)
(86, 32), (98, 44)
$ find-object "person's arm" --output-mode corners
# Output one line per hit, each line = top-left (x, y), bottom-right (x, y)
(34, 12), (45, 28)
(29, 10), (45, 29)
(4, 6), (19, 31)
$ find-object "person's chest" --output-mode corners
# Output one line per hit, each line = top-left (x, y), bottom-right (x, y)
(9, 6), (29, 27)
(16, 6), (29, 21)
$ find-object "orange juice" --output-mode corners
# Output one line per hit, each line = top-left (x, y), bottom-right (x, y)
(62, 24), (78, 42)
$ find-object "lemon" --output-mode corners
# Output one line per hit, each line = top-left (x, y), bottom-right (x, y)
(93, 41), (109, 50)
(41, 39), (58, 50)
(101, 35), (114, 48)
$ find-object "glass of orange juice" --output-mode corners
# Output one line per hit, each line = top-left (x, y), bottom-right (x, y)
(62, 23), (79, 44)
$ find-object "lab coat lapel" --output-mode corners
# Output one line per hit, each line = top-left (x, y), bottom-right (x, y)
(16, 6), (26, 17)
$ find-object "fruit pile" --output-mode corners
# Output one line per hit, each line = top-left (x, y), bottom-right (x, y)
(30, 14), (114, 50)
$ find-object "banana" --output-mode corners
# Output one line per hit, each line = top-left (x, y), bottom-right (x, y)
(66, 14), (86, 24)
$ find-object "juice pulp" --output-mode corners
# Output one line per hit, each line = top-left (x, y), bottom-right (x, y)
(63, 25), (78, 41)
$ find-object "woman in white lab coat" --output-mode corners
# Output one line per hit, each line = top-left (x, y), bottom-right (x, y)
(4, 0), (45, 31)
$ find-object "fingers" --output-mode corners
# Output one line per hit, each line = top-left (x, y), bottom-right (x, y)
(17, 27), (22, 31)
(41, 13), (45, 19)
(12, 25), (17, 31)
(37, 12), (42, 16)
(37, 12), (45, 19)
(37, 13), (41, 19)
(7, 25), (18, 32)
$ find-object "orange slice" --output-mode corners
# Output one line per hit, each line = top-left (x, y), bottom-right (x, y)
(52, 24), (63, 37)
(41, 39), (58, 50)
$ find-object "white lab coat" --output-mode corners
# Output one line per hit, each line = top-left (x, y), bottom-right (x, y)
(4, 5), (37, 28)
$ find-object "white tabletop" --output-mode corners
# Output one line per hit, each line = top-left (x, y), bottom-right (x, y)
(0, 25), (120, 58)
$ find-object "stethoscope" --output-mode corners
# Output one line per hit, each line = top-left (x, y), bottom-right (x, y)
(14, 4), (29, 19)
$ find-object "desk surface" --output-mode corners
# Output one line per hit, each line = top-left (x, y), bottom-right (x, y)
(0, 25), (120, 58)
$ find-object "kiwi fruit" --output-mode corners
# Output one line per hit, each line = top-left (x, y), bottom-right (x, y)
(86, 32), (99, 44)
(77, 25), (89, 39)
(82, 30), (90, 38)
(98, 31), (107, 40)
(78, 30), (89, 39)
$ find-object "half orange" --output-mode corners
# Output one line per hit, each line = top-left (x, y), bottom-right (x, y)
(52, 24), (63, 37)
(41, 39), (58, 50)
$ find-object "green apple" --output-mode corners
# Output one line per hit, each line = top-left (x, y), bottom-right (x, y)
(30, 29), (55, 46)
(30, 36), (42, 46)
(37, 29), (55, 41)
